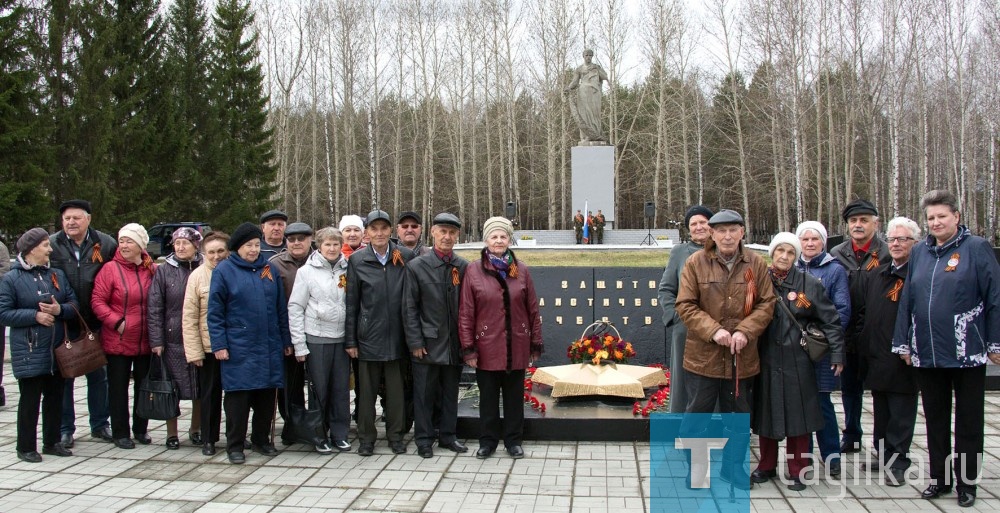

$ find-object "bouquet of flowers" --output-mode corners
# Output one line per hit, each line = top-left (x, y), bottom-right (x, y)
(566, 322), (636, 365)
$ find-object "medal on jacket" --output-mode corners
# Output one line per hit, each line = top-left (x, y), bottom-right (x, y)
(865, 251), (879, 271)
(261, 264), (274, 281)
(92, 243), (103, 263)
(794, 292), (811, 309)
(886, 278), (904, 302)
(338, 274), (347, 288)
(787, 291), (797, 301)
(945, 253), (960, 272)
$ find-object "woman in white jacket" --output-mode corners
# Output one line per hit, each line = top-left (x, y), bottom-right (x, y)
(288, 227), (351, 453)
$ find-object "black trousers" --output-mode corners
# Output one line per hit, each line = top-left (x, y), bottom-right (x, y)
(17, 373), (64, 452)
(357, 359), (406, 444)
(224, 388), (277, 454)
(871, 390), (918, 470)
(680, 370), (752, 471)
(412, 362), (461, 448)
(840, 351), (865, 445)
(106, 354), (151, 440)
(475, 369), (525, 450)
(916, 366), (986, 492)
(198, 353), (223, 444)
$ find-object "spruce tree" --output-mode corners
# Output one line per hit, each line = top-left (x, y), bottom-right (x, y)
(0, 0), (52, 236)
(165, 0), (219, 222)
(209, 0), (275, 230)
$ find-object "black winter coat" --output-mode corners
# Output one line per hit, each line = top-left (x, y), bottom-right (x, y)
(148, 253), (202, 399)
(753, 267), (845, 439)
(345, 242), (415, 361)
(49, 229), (117, 331)
(402, 251), (468, 366)
(830, 237), (891, 352)
(857, 262), (918, 394)
(0, 259), (79, 379)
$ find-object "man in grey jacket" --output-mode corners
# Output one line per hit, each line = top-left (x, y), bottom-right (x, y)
(403, 213), (470, 458)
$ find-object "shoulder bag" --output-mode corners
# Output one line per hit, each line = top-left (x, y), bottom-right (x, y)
(54, 304), (108, 378)
(775, 295), (830, 362)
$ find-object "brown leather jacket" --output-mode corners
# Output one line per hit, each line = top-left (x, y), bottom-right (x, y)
(675, 241), (775, 379)
(459, 249), (543, 371)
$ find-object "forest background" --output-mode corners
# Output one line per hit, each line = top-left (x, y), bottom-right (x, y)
(2, 0), (999, 243)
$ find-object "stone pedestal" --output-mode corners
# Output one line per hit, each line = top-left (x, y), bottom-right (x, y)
(571, 145), (615, 227)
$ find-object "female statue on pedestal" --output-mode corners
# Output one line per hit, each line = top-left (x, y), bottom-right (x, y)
(565, 49), (609, 144)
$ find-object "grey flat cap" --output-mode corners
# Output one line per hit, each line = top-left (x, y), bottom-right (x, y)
(432, 212), (462, 229)
(259, 209), (288, 223)
(708, 209), (745, 227)
(366, 209), (392, 226)
(284, 222), (313, 236)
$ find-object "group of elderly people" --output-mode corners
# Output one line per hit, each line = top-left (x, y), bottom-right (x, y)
(0, 203), (543, 466)
(660, 189), (1000, 507)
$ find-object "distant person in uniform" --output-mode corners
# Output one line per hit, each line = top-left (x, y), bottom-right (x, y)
(594, 210), (606, 244)
(573, 211), (584, 244)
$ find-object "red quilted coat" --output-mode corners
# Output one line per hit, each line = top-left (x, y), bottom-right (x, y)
(92, 250), (157, 356)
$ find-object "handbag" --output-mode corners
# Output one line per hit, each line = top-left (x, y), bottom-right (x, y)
(775, 295), (830, 362)
(284, 365), (327, 447)
(136, 355), (181, 420)
(54, 304), (108, 378)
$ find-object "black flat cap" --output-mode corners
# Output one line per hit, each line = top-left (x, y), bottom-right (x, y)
(432, 212), (462, 229)
(841, 199), (878, 222)
(366, 210), (391, 226)
(708, 209), (745, 227)
(259, 209), (288, 223)
(284, 222), (313, 236)
(397, 211), (421, 225)
(59, 199), (92, 214)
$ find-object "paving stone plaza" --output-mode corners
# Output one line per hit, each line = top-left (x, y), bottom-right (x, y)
(0, 367), (998, 512)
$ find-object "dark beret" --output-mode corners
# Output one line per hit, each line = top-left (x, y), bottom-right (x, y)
(17, 227), (49, 255)
(684, 205), (715, 228)
(229, 222), (263, 252)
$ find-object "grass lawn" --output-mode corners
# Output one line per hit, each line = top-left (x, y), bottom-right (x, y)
(454, 248), (671, 267)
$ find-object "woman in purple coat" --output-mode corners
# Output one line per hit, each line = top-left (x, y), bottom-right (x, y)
(148, 228), (204, 449)
(459, 217), (543, 460)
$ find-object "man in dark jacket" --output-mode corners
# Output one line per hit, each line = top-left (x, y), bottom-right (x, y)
(259, 209), (288, 259)
(48, 200), (117, 448)
(856, 216), (920, 487)
(345, 210), (415, 456)
(268, 222), (313, 446)
(403, 213), (469, 458)
(829, 199), (890, 454)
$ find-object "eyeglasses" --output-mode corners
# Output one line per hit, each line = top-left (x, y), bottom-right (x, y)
(287, 236), (310, 243)
(886, 236), (915, 243)
(398, 224), (420, 229)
